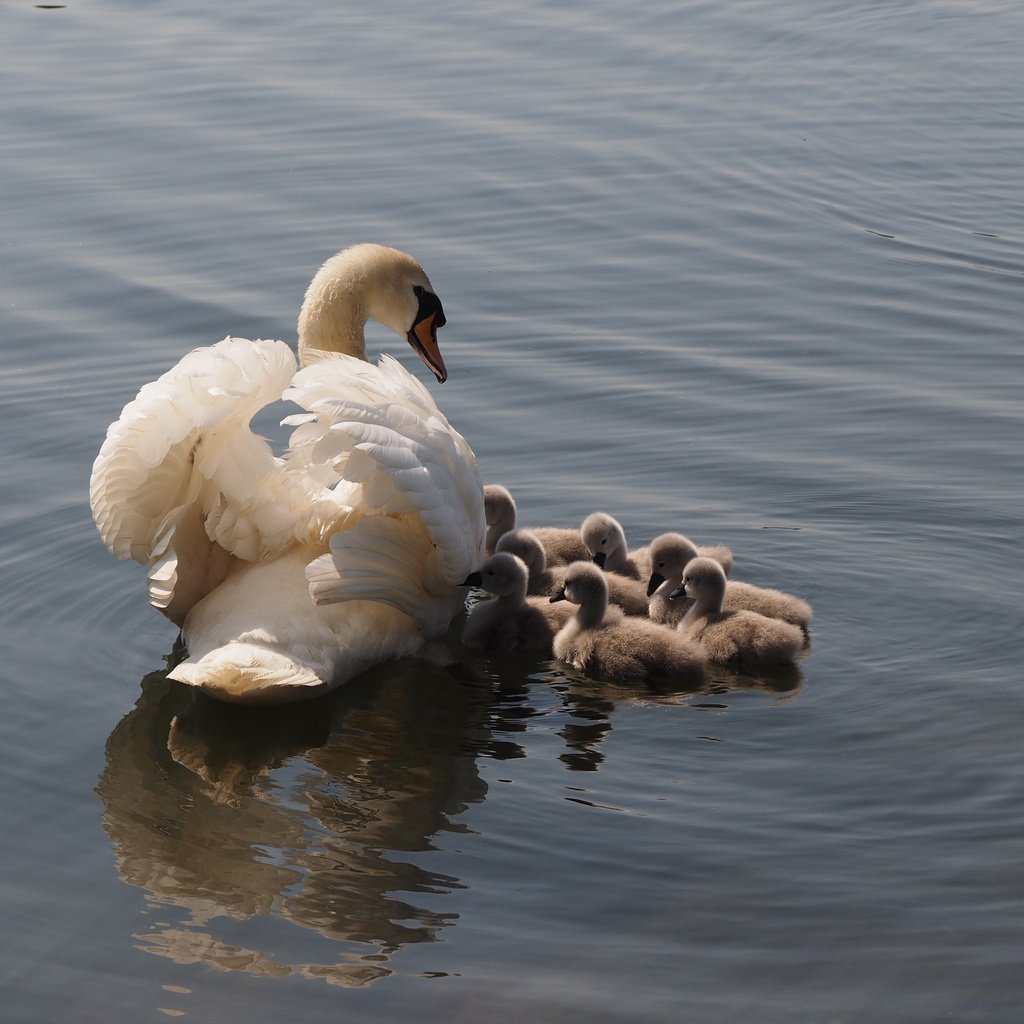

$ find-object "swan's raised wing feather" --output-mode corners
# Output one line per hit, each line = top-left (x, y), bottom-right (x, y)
(286, 354), (484, 618)
(89, 338), (318, 622)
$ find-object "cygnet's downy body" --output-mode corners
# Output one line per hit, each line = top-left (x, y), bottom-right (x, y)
(676, 558), (803, 668)
(550, 562), (705, 686)
(498, 529), (650, 615)
(460, 552), (571, 654)
(483, 484), (590, 565)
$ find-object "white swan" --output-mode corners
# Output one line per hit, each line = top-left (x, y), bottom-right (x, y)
(90, 244), (485, 705)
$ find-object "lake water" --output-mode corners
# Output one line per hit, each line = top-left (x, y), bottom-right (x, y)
(2, 0), (1022, 1020)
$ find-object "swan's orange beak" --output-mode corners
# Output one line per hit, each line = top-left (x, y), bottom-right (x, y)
(407, 290), (448, 383)
(408, 315), (447, 383)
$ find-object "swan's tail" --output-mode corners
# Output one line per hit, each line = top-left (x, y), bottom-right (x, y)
(168, 641), (333, 705)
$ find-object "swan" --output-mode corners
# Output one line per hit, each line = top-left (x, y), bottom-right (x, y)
(483, 484), (590, 565)
(655, 535), (813, 634)
(90, 243), (485, 705)
(583, 512), (734, 584)
(549, 562), (705, 686)
(580, 512), (651, 580)
(646, 532), (706, 626)
(496, 528), (650, 615)
(675, 558), (803, 667)
(459, 552), (570, 653)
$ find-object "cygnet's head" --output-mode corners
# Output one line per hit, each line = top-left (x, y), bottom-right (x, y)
(460, 552), (529, 599)
(496, 528), (546, 576)
(550, 561), (609, 608)
(677, 556), (728, 608)
(647, 532), (701, 596)
(484, 485), (517, 529)
(580, 512), (627, 569)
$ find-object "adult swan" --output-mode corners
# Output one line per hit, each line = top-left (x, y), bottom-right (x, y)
(90, 244), (485, 704)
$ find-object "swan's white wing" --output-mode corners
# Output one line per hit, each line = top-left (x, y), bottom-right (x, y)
(89, 337), (319, 623)
(286, 354), (484, 622)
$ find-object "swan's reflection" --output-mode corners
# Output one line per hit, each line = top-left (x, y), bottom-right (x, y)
(96, 645), (804, 985)
(96, 653), (501, 986)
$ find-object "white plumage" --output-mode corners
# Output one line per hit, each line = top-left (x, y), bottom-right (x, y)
(90, 244), (484, 704)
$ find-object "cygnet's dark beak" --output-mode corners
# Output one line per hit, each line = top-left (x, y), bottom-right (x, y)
(407, 288), (448, 383)
(549, 586), (566, 604)
(668, 584), (685, 601)
(646, 572), (665, 598)
(460, 571), (482, 587)
(592, 552), (607, 569)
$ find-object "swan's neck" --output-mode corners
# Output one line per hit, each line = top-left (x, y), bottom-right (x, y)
(297, 284), (368, 366)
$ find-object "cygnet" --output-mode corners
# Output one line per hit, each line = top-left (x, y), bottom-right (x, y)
(483, 484), (590, 564)
(664, 555), (812, 636)
(460, 552), (571, 653)
(498, 529), (650, 614)
(550, 562), (705, 686)
(580, 512), (651, 580)
(676, 557), (803, 667)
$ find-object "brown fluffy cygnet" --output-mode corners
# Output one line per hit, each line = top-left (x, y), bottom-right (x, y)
(460, 552), (572, 654)
(583, 513), (733, 583)
(550, 562), (705, 686)
(483, 484), (590, 565)
(498, 528), (650, 615)
(676, 557), (803, 667)
(659, 540), (812, 635)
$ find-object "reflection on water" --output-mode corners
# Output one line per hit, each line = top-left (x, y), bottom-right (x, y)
(96, 648), (804, 986)
(96, 656), (497, 987)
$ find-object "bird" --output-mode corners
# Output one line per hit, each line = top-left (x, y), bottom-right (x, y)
(496, 528), (650, 614)
(580, 512), (649, 579)
(655, 535), (812, 634)
(483, 484), (590, 565)
(459, 552), (571, 653)
(584, 512), (733, 583)
(674, 558), (804, 668)
(646, 532), (707, 626)
(90, 243), (485, 705)
(550, 562), (705, 686)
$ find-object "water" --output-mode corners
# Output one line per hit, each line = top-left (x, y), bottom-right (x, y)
(2, 0), (1022, 1020)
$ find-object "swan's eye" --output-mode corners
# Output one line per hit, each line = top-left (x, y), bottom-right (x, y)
(413, 285), (424, 297)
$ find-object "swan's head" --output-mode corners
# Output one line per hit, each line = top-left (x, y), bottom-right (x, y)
(646, 532), (701, 597)
(580, 512), (626, 569)
(300, 243), (448, 381)
(674, 556), (727, 609)
(550, 561), (608, 608)
(460, 552), (529, 599)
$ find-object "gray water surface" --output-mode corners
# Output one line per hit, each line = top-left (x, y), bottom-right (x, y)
(2, 1), (1022, 1021)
